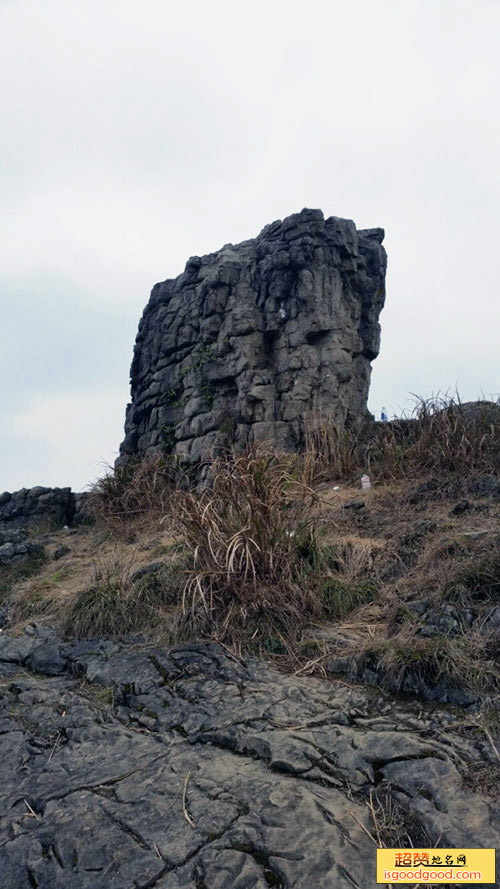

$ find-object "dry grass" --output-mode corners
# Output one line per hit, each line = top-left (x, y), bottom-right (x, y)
(87, 454), (189, 535)
(302, 409), (361, 484)
(4, 396), (500, 692)
(367, 780), (434, 849)
(445, 549), (500, 606)
(10, 563), (76, 623)
(358, 624), (500, 696)
(60, 553), (187, 639)
(299, 396), (500, 487)
(366, 395), (500, 481)
(316, 536), (382, 620)
(172, 447), (324, 648)
(6, 524), (185, 638)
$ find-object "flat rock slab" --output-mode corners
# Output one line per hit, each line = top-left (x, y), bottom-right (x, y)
(0, 625), (498, 888)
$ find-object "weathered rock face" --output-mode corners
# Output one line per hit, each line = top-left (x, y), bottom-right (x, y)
(0, 487), (75, 529)
(0, 487), (89, 531)
(1, 625), (499, 887)
(120, 209), (386, 464)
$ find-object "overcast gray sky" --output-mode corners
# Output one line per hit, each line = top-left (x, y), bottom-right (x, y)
(2, 0), (499, 492)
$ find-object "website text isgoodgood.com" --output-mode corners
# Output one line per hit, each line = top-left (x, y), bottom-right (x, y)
(384, 869), (481, 882)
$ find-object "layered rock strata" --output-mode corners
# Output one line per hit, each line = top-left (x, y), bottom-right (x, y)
(120, 208), (386, 464)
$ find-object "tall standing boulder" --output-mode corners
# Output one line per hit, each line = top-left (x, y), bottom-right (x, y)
(119, 208), (387, 464)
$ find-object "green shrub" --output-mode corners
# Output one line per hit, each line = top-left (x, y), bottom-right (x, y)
(321, 577), (377, 620)
(61, 561), (144, 638)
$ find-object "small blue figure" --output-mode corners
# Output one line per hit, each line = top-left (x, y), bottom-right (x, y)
(381, 407), (388, 422)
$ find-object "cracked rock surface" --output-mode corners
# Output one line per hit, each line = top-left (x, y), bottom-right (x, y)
(0, 625), (498, 888)
(120, 208), (386, 464)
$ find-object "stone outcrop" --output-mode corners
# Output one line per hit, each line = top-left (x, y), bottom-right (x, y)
(0, 527), (45, 569)
(120, 209), (386, 465)
(1, 624), (499, 888)
(0, 487), (89, 531)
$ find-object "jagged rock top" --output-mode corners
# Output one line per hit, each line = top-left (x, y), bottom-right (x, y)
(120, 208), (387, 464)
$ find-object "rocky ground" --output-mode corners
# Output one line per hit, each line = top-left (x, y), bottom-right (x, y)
(1, 623), (499, 888)
(2, 439), (500, 888)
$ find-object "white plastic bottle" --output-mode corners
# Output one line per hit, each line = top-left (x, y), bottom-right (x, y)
(361, 474), (371, 491)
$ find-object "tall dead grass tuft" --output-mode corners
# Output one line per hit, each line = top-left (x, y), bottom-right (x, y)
(302, 410), (360, 484)
(87, 454), (190, 533)
(173, 448), (323, 647)
(300, 395), (500, 484)
(366, 395), (500, 480)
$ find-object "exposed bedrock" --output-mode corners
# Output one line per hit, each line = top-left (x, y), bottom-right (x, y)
(119, 208), (387, 465)
(0, 625), (499, 888)
(0, 488), (88, 532)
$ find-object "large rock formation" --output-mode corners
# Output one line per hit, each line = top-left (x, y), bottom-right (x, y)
(120, 208), (386, 465)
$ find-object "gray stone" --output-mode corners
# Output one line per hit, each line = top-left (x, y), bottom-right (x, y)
(0, 526), (46, 570)
(0, 488), (91, 535)
(468, 474), (500, 499)
(0, 486), (74, 529)
(53, 544), (71, 560)
(0, 542), (15, 560)
(119, 209), (386, 467)
(0, 625), (498, 887)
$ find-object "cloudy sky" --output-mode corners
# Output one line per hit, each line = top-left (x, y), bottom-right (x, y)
(2, 0), (499, 492)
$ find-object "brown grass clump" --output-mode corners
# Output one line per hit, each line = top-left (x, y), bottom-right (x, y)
(173, 448), (324, 648)
(299, 395), (500, 486)
(318, 537), (380, 620)
(366, 395), (500, 480)
(303, 409), (360, 484)
(87, 454), (189, 535)
(359, 625), (500, 696)
(445, 550), (500, 606)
